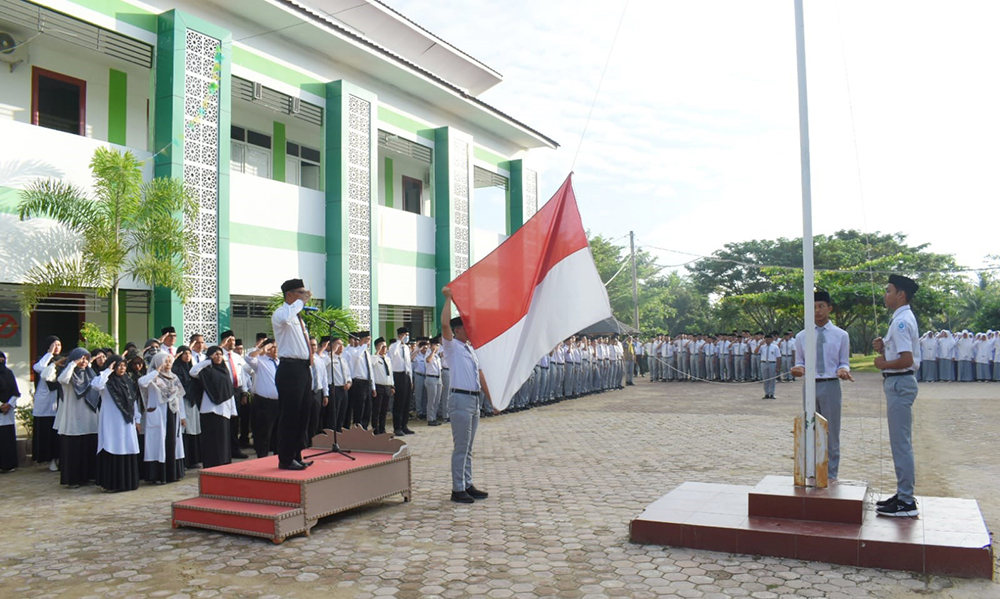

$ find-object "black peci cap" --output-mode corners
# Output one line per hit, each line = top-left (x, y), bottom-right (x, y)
(280, 278), (305, 293)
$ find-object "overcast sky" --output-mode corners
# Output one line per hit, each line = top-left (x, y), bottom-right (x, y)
(387, 0), (1000, 272)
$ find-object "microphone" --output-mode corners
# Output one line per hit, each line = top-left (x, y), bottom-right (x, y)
(302, 306), (320, 312)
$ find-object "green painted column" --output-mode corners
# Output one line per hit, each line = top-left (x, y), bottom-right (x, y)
(325, 80), (379, 341)
(272, 121), (286, 182)
(108, 69), (127, 145)
(383, 157), (394, 208)
(433, 126), (473, 317)
(503, 159), (539, 235)
(153, 10), (232, 343)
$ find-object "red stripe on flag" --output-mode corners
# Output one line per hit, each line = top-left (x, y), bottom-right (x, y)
(448, 175), (589, 347)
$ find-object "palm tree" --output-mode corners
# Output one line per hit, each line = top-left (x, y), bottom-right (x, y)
(17, 147), (196, 349)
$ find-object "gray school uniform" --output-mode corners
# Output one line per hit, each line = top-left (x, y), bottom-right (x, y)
(881, 305), (920, 504)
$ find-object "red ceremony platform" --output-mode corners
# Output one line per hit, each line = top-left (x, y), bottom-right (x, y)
(172, 427), (411, 543)
(631, 476), (993, 579)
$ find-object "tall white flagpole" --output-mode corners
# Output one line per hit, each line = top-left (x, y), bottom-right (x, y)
(794, 0), (818, 482)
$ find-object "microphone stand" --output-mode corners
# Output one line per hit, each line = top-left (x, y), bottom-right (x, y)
(302, 311), (357, 461)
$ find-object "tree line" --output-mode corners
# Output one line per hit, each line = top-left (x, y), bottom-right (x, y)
(590, 230), (1000, 353)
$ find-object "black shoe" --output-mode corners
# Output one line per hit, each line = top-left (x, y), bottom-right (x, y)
(466, 485), (489, 500)
(876, 497), (918, 517)
(451, 490), (475, 503)
(393, 429), (405, 436)
(402, 428), (416, 435)
(428, 420), (441, 426)
(232, 449), (249, 459)
(876, 494), (898, 508)
(301, 460), (314, 467)
(278, 460), (307, 471)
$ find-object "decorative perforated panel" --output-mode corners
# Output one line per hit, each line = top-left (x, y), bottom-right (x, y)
(347, 95), (372, 330)
(525, 168), (538, 219)
(182, 29), (221, 343)
(451, 138), (470, 275)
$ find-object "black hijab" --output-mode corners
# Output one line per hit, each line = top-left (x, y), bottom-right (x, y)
(40, 335), (61, 391)
(90, 348), (108, 374)
(197, 346), (233, 405)
(171, 346), (195, 406)
(105, 355), (139, 424)
(0, 351), (20, 405)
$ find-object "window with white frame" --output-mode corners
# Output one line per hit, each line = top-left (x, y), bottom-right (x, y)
(285, 142), (321, 190)
(231, 125), (272, 178)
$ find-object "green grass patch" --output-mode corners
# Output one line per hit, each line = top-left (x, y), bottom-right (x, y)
(849, 353), (880, 373)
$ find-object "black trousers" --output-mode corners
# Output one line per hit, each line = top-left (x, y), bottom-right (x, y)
(275, 359), (311, 465)
(230, 387), (246, 451)
(392, 372), (411, 431)
(252, 395), (280, 459)
(373, 384), (392, 434)
(323, 386), (348, 431)
(303, 389), (323, 447)
(348, 378), (372, 430)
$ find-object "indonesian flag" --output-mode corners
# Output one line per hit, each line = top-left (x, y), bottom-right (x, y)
(448, 174), (612, 411)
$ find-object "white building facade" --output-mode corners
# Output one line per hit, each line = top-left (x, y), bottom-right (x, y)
(0, 0), (555, 390)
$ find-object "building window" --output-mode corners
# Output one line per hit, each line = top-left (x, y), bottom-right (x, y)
(231, 125), (272, 178)
(285, 141), (321, 190)
(32, 67), (86, 135)
(401, 176), (422, 215)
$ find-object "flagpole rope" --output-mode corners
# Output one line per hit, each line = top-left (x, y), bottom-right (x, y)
(570, 0), (630, 172)
(646, 353), (790, 386)
(834, 1), (887, 502)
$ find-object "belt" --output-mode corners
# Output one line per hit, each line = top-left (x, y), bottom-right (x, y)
(426, 374), (440, 378)
(762, 361), (776, 363)
(254, 395), (278, 401)
(452, 388), (480, 396)
(442, 367), (449, 371)
(539, 366), (549, 369)
(816, 377), (838, 382)
(883, 370), (915, 378)
(280, 357), (310, 365)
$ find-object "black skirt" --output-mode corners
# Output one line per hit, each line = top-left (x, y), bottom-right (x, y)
(32, 416), (59, 463)
(60, 434), (97, 486)
(96, 450), (140, 492)
(0, 424), (17, 471)
(146, 409), (185, 484)
(184, 433), (202, 468)
(200, 412), (231, 468)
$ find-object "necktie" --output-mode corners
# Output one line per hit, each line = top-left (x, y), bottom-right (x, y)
(364, 350), (371, 379)
(816, 326), (826, 374)
(382, 357), (390, 376)
(228, 353), (239, 388)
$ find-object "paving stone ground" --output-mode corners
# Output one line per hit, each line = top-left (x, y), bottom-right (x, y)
(1, 372), (997, 599)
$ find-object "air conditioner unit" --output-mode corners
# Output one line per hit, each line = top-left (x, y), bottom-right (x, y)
(0, 32), (28, 73)
(290, 96), (300, 114)
(252, 82), (263, 100)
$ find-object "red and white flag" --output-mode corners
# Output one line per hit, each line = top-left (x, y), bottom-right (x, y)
(448, 174), (612, 411)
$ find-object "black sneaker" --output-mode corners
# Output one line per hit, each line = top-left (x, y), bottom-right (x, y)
(876, 498), (919, 517)
(876, 494), (897, 508)
(450, 490), (475, 503)
(466, 485), (489, 500)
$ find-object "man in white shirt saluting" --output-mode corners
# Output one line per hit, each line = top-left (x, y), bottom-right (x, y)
(271, 278), (315, 471)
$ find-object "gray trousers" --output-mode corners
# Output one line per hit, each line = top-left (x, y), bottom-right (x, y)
(625, 360), (634, 384)
(735, 355), (745, 380)
(807, 379), (842, 479)
(752, 355), (761, 380)
(884, 374), (918, 503)
(414, 373), (426, 415)
(425, 376), (443, 421)
(762, 362), (777, 396)
(440, 369), (451, 419)
(449, 392), (480, 492)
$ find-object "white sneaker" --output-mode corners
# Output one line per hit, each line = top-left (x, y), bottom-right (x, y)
(49, 459), (59, 472)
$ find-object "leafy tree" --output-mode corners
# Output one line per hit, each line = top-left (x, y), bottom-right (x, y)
(79, 322), (116, 351)
(17, 147), (196, 350)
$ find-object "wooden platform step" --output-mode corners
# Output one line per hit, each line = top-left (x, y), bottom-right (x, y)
(172, 497), (310, 543)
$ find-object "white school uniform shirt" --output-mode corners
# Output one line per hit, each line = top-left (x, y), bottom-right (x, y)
(350, 345), (373, 380)
(883, 305), (921, 373)
(936, 334), (956, 360)
(310, 356), (329, 393)
(955, 335), (974, 360)
(425, 351), (442, 376)
(371, 354), (395, 386)
(442, 337), (480, 392)
(223, 348), (250, 393)
(794, 321), (851, 378)
(330, 352), (353, 386)
(246, 354), (280, 399)
(759, 343), (781, 362)
(974, 335), (992, 363)
(272, 299), (311, 360)
(388, 340), (412, 374)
